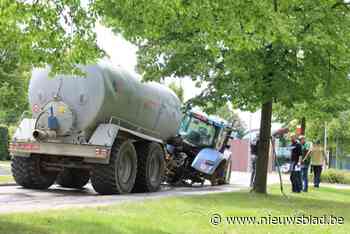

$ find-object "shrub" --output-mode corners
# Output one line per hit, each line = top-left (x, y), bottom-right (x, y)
(7, 125), (17, 140)
(0, 125), (9, 160)
(309, 169), (350, 184)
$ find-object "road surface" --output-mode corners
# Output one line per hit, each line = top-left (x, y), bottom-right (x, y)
(0, 172), (285, 214)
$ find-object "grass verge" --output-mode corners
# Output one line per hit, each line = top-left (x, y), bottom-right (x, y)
(0, 175), (14, 184)
(0, 160), (11, 167)
(0, 185), (349, 234)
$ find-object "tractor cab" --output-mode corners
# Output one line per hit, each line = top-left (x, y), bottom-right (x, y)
(178, 110), (232, 154)
(165, 109), (233, 185)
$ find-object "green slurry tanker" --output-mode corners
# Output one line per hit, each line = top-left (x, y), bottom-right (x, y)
(10, 62), (233, 195)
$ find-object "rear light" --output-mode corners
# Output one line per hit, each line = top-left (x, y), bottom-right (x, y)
(95, 148), (110, 157)
(9, 143), (40, 151)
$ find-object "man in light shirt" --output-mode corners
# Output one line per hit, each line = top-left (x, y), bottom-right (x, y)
(309, 140), (328, 188)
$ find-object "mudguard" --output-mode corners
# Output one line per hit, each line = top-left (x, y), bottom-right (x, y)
(191, 148), (226, 175)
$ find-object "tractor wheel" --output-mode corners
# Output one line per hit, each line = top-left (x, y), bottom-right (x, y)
(133, 142), (165, 193)
(56, 168), (90, 189)
(211, 159), (232, 186)
(11, 155), (57, 189)
(218, 158), (232, 185)
(91, 140), (137, 195)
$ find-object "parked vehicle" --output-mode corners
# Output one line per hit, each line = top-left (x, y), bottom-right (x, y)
(9, 63), (232, 195)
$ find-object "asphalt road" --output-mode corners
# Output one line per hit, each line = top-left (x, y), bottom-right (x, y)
(0, 183), (245, 214)
(0, 172), (284, 214)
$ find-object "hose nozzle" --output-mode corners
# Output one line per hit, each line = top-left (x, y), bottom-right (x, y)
(33, 130), (56, 140)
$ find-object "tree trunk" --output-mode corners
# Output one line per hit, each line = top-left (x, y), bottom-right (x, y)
(300, 117), (306, 135)
(253, 100), (273, 194)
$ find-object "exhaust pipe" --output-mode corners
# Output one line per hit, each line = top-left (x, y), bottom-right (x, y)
(33, 130), (56, 140)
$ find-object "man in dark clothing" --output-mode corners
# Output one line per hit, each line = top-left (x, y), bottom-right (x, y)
(300, 136), (311, 192)
(290, 135), (302, 193)
(250, 134), (259, 187)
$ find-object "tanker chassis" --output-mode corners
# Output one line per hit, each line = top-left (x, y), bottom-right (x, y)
(9, 63), (232, 195)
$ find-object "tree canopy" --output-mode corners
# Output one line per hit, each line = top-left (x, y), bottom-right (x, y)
(95, 0), (350, 109)
(0, 0), (102, 75)
(0, 0), (103, 124)
(94, 0), (350, 193)
(168, 81), (184, 103)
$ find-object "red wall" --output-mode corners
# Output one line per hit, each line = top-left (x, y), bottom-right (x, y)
(230, 139), (249, 172)
(229, 139), (273, 172)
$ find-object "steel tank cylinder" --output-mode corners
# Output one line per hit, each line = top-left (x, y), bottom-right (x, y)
(29, 62), (182, 141)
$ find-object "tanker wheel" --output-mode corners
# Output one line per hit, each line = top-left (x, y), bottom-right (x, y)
(56, 168), (90, 189)
(11, 155), (57, 189)
(91, 140), (137, 195)
(132, 142), (165, 193)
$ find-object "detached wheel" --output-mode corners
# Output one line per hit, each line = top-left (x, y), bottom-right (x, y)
(56, 168), (90, 189)
(133, 142), (165, 193)
(11, 155), (57, 189)
(211, 158), (232, 186)
(218, 158), (232, 185)
(91, 140), (137, 195)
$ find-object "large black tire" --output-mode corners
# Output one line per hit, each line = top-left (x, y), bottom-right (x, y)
(133, 142), (165, 193)
(91, 140), (137, 195)
(11, 155), (57, 189)
(56, 168), (90, 189)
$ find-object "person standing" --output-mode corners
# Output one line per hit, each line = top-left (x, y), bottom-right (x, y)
(299, 136), (311, 192)
(290, 135), (302, 193)
(250, 134), (259, 187)
(310, 140), (327, 188)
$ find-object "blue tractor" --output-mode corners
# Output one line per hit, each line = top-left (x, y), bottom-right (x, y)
(165, 109), (233, 186)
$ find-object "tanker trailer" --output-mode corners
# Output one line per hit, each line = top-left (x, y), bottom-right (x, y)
(9, 62), (182, 195)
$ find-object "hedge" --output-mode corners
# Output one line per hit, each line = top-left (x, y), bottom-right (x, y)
(310, 168), (350, 185)
(0, 125), (9, 160)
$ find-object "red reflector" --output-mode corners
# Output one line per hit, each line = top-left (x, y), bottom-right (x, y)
(24, 144), (32, 150)
(9, 143), (40, 151)
(31, 144), (40, 151)
(96, 148), (109, 156)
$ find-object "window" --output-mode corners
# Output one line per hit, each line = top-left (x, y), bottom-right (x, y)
(179, 115), (217, 147)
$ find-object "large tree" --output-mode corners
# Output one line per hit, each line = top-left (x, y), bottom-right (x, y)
(95, 0), (350, 193)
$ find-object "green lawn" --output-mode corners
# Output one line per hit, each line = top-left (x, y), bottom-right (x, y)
(0, 175), (14, 184)
(0, 186), (349, 234)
